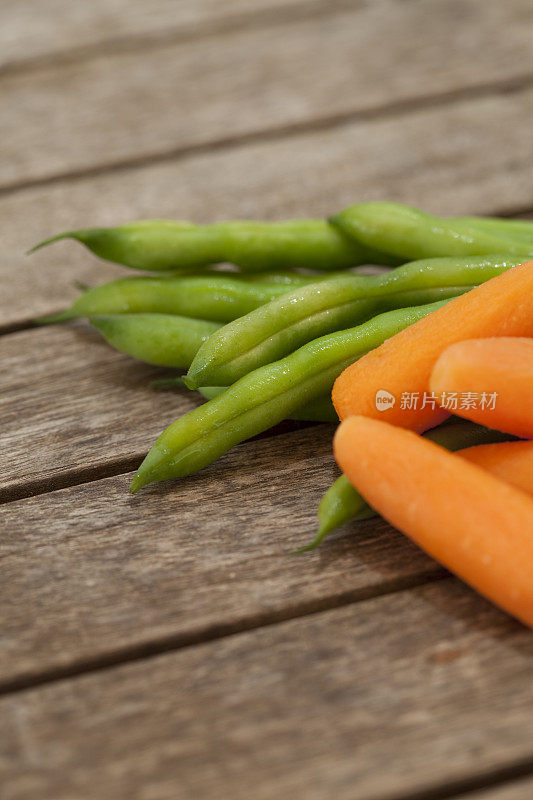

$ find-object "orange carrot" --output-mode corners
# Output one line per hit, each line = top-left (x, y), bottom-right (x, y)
(334, 416), (533, 628)
(460, 440), (533, 496)
(430, 337), (533, 438)
(332, 261), (533, 431)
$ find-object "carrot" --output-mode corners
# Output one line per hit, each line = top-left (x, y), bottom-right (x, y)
(460, 440), (533, 496)
(332, 261), (533, 432)
(334, 415), (533, 627)
(430, 337), (533, 438)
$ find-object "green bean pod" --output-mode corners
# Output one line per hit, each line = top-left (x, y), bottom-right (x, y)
(196, 385), (337, 422)
(186, 255), (518, 388)
(309, 420), (515, 551)
(455, 215), (533, 243)
(154, 378), (337, 422)
(227, 271), (328, 285)
(31, 219), (399, 272)
(91, 313), (220, 368)
(130, 300), (447, 493)
(37, 274), (321, 325)
(331, 202), (533, 261)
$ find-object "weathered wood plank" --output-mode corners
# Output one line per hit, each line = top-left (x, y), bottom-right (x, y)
(0, 422), (443, 687)
(4, 83), (533, 328)
(0, 0), (316, 71)
(1, 581), (531, 800)
(0, 324), (198, 498)
(4, 0), (533, 189)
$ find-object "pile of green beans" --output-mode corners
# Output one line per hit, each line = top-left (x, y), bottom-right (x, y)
(186, 255), (518, 387)
(32, 201), (533, 546)
(129, 301), (446, 493)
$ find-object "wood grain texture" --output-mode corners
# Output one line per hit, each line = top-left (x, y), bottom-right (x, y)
(0, 424), (443, 687)
(1, 581), (531, 800)
(3, 4), (533, 796)
(0, 0), (317, 71)
(3, 84), (533, 328)
(0, 324), (200, 498)
(3, 0), (533, 189)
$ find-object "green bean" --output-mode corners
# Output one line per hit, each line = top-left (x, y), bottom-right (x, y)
(91, 313), (220, 368)
(308, 420), (515, 551)
(228, 271), (325, 285)
(31, 219), (399, 273)
(197, 385), (337, 422)
(37, 274), (321, 325)
(455, 216), (533, 242)
(186, 255), (517, 388)
(331, 202), (533, 261)
(129, 300), (447, 493)
(153, 377), (338, 422)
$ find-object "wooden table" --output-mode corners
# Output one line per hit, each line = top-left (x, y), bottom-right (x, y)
(2, 2), (533, 798)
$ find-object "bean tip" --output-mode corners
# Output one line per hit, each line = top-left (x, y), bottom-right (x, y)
(129, 474), (145, 494)
(327, 211), (343, 229)
(33, 310), (74, 325)
(27, 231), (74, 255)
(291, 526), (329, 554)
(182, 374), (198, 390)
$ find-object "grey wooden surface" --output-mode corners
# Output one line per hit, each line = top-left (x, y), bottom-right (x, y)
(1, 2), (533, 798)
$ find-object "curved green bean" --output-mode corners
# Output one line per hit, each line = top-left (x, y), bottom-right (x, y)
(91, 313), (220, 368)
(153, 378), (338, 422)
(130, 300), (447, 493)
(31, 219), (399, 272)
(309, 420), (515, 551)
(186, 255), (517, 388)
(455, 215), (533, 243)
(196, 385), (337, 422)
(37, 274), (320, 325)
(331, 202), (533, 261)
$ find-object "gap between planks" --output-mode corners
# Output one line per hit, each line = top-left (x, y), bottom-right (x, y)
(1, 579), (532, 800)
(380, 758), (533, 800)
(0, 0), (357, 78)
(4, 586), (533, 800)
(0, 0), (358, 78)
(3, 68), (533, 199)
(0, 570), (448, 696)
(0, 424), (450, 694)
(0, 418), (315, 505)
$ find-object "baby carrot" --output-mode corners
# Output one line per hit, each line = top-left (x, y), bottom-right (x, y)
(460, 440), (533, 496)
(430, 338), (533, 438)
(334, 416), (533, 628)
(332, 261), (533, 431)
(311, 420), (512, 550)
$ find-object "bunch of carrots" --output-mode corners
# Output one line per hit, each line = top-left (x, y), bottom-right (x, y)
(332, 261), (533, 628)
